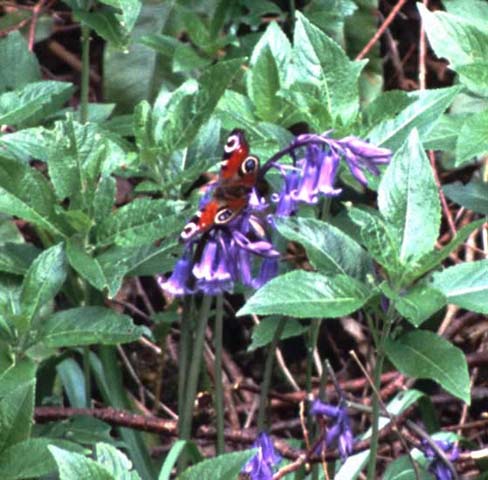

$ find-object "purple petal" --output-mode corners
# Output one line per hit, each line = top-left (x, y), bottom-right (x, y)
(158, 256), (193, 296)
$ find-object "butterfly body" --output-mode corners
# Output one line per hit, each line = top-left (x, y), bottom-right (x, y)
(180, 129), (259, 242)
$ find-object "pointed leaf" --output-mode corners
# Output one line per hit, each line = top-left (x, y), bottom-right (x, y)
(444, 180), (488, 215)
(378, 129), (441, 264)
(431, 259), (488, 314)
(385, 330), (470, 403)
(238, 271), (369, 318)
(455, 109), (488, 166)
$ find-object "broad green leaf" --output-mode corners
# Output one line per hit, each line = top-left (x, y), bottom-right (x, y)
(347, 207), (402, 276)
(422, 113), (466, 152)
(95, 443), (141, 480)
(0, 214), (23, 245)
(431, 259), (488, 314)
(444, 180), (488, 215)
(335, 450), (370, 480)
(0, 159), (65, 237)
(0, 358), (36, 452)
(38, 306), (143, 348)
(0, 438), (76, 480)
(93, 176), (116, 225)
(57, 358), (87, 408)
(66, 240), (121, 297)
(293, 12), (366, 124)
(98, 0), (142, 33)
(216, 90), (258, 133)
(384, 331), (470, 403)
(383, 456), (431, 480)
(418, 4), (488, 70)
(367, 86), (461, 150)
(157, 58), (245, 153)
(405, 219), (486, 283)
(443, 0), (488, 30)
(0, 243), (40, 275)
(378, 129), (441, 264)
(248, 45), (281, 122)
(20, 243), (67, 329)
(0, 81), (73, 127)
(0, 32), (40, 92)
(104, 3), (176, 113)
(158, 440), (202, 480)
(362, 90), (415, 128)
(276, 217), (372, 280)
(238, 271), (369, 318)
(248, 317), (308, 351)
(96, 198), (186, 247)
(179, 450), (255, 480)
(456, 62), (488, 97)
(0, 127), (51, 163)
(383, 283), (446, 327)
(455, 109), (488, 166)
(49, 446), (114, 480)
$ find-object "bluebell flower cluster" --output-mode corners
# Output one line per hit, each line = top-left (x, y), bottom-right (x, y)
(241, 432), (281, 480)
(310, 398), (354, 461)
(160, 131), (391, 297)
(421, 439), (459, 480)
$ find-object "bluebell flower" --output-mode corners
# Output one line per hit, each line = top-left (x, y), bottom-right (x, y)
(271, 166), (300, 218)
(421, 439), (459, 480)
(242, 432), (281, 480)
(310, 399), (354, 461)
(158, 253), (194, 296)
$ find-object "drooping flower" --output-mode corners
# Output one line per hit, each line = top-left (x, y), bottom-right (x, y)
(242, 432), (281, 480)
(158, 252), (194, 296)
(311, 398), (354, 461)
(421, 439), (460, 480)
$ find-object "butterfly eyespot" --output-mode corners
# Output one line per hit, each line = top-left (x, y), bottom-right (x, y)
(215, 207), (234, 224)
(180, 222), (199, 241)
(240, 155), (259, 175)
(224, 134), (240, 154)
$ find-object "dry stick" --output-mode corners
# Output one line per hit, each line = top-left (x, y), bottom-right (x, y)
(349, 350), (421, 480)
(355, 0), (408, 61)
(418, 0), (428, 91)
(46, 40), (101, 83)
(27, 0), (48, 51)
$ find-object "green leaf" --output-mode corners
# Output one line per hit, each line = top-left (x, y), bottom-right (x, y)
(362, 90), (416, 128)
(383, 283), (446, 327)
(431, 259), (488, 314)
(38, 306), (143, 348)
(96, 198), (186, 247)
(98, 0), (142, 33)
(444, 180), (488, 215)
(293, 12), (366, 124)
(455, 109), (488, 166)
(249, 317), (308, 351)
(238, 271), (369, 318)
(248, 45), (281, 121)
(347, 207), (402, 276)
(384, 330), (470, 403)
(0, 358), (36, 452)
(383, 456), (431, 480)
(0, 158), (65, 237)
(57, 358), (87, 408)
(0, 438), (64, 480)
(456, 62), (488, 97)
(103, 3), (175, 113)
(0, 32), (40, 93)
(378, 129), (441, 264)
(93, 176), (116, 225)
(157, 58), (245, 153)
(0, 127), (51, 163)
(367, 86), (461, 150)
(95, 443), (141, 480)
(0, 81), (74, 127)
(405, 219), (486, 283)
(66, 240), (120, 297)
(158, 440), (202, 480)
(49, 446), (114, 480)
(74, 10), (128, 50)
(0, 243), (40, 275)
(20, 243), (67, 329)
(422, 113), (466, 152)
(418, 4), (488, 70)
(179, 450), (255, 480)
(276, 217), (372, 280)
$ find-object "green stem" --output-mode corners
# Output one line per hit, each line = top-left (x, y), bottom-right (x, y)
(80, 23), (90, 124)
(180, 296), (213, 441)
(83, 346), (92, 407)
(257, 317), (287, 432)
(214, 294), (225, 454)
(178, 298), (193, 428)
(367, 306), (395, 480)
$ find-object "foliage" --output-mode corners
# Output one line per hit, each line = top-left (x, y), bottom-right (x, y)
(0, 0), (486, 478)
